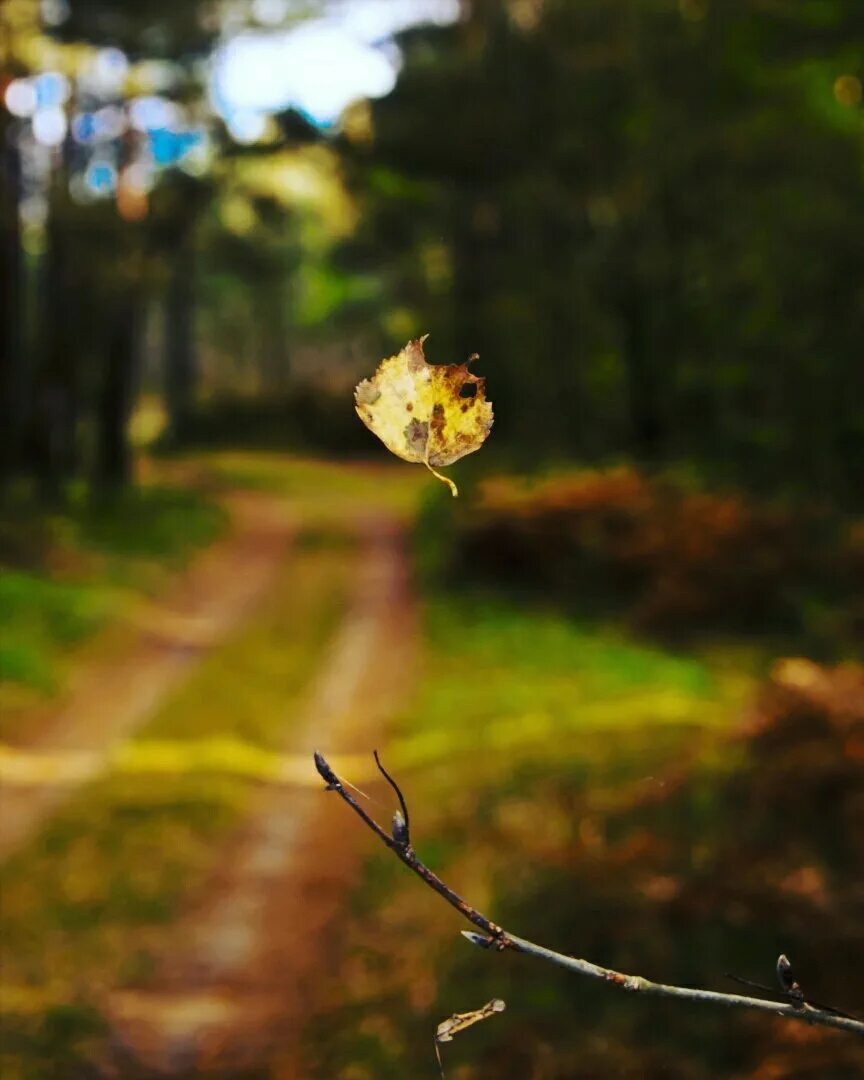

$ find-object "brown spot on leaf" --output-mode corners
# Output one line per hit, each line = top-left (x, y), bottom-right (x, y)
(354, 334), (493, 487)
(404, 418), (429, 456)
(405, 338), (427, 372)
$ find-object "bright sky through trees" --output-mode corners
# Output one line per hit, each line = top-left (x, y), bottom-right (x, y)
(211, 0), (460, 132)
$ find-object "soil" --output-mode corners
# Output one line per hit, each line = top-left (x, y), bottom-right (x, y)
(0, 491), (295, 861)
(105, 513), (418, 1076)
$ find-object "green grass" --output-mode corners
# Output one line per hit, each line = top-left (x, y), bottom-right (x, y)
(0, 573), (113, 691)
(71, 485), (225, 565)
(301, 592), (762, 1079)
(142, 542), (352, 748)
(0, 453), (785, 1077)
(0, 485), (225, 707)
(0, 773), (249, 1003)
(0, 451), (405, 1073)
(0, 543), (352, 1072)
(386, 595), (756, 778)
(184, 450), (425, 525)
(0, 454), (416, 710)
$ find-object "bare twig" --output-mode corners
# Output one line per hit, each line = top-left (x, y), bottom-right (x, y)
(313, 750), (506, 939)
(435, 998), (506, 1078)
(313, 750), (864, 1039)
(725, 960), (861, 1022)
(374, 748), (411, 845)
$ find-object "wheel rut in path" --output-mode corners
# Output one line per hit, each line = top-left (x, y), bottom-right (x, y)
(0, 492), (295, 861)
(107, 514), (418, 1076)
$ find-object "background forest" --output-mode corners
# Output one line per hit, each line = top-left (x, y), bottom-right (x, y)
(1, 1), (863, 1078)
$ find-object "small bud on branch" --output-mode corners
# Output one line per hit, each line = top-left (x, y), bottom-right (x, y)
(314, 750), (864, 1041)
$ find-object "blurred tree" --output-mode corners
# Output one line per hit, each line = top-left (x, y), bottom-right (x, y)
(6, 0), (864, 500)
(93, 247), (145, 489)
(149, 171), (214, 446)
(29, 0), (221, 491)
(340, 0), (864, 501)
(0, 110), (25, 483)
(52, 0), (214, 58)
(8, 2), (329, 478)
(0, 3), (39, 486)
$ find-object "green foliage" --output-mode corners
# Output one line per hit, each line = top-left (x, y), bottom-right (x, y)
(0, 485), (224, 701)
(49, 0), (217, 57)
(304, 600), (864, 1079)
(70, 486), (225, 563)
(386, 593), (745, 782)
(182, 451), (425, 527)
(165, 389), (374, 456)
(1, 1000), (109, 1080)
(143, 543), (351, 748)
(338, 0), (864, 503)
(0, 572), (111, 690)
(0, 541), (351, 1070)
(301, 591), (756, 1078)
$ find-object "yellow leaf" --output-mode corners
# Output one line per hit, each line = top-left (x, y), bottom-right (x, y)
(354, 336), (494, 496)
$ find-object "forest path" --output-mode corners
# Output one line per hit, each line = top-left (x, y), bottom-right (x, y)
(0, 490), (295, 861)
(106, 513), (417, 1076)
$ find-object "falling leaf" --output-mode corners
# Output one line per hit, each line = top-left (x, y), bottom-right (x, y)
(434, 998), (506, 1077)
(354, 335), (493, 496)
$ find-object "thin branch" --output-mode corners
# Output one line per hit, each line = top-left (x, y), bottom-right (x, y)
(313, 750), (864, 1040)
(314, 750), (506, 939)
(726, 968), (859, 1021)
(374, 748), (411, 844)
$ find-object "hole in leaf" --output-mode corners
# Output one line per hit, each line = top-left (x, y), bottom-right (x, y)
(460, 383), (477, 399)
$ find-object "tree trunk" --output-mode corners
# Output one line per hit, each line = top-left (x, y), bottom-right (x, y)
(0, 119), (26, 485)
(620, 286), (664, 460)
(93, 290), (142, 490)
(164, 243), (197, 444)
(33, 206), (80, 503)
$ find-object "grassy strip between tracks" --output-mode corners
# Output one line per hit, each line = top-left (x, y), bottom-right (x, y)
(0, 484), (226, 732)
(0, 537), (352, 1077)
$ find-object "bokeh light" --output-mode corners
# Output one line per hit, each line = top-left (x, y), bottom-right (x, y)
(81, 47), (130, 97)
(129, 96), (181, 133)
(225, 108), (269, 144)
(118, 166), (150, 221)
(34, 71), (70, 109)
(32, 107), (68, 146)
(834, 74), (863, 107)
(5, 79), (38, 119)
(85, 159), (118, 196)
(39, 0), (70, 27)
(213, 23), (397, 127)
(252, 0), (292, 26)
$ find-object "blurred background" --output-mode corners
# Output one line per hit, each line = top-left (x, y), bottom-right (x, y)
(1, 1), (864, 1077)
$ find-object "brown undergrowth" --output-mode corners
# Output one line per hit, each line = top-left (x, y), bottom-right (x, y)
(302, 657), (864, 1079)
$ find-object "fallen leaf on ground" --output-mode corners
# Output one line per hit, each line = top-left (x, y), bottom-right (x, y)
(354, 335), (493, 496)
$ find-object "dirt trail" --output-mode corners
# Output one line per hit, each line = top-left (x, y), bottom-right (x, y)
(107, 514), (417, 1077)
(0, 491), (294, 861)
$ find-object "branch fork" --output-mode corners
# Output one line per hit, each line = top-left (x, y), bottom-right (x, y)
(313, 750), (864, 1040)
